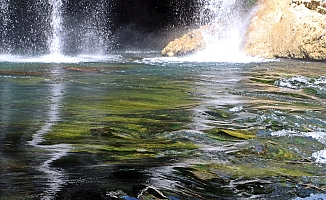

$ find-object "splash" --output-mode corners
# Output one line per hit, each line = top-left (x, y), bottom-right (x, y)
(188, 0), (258, 62)
(274, 76), (326, 92)
(312, 150), (326, 164)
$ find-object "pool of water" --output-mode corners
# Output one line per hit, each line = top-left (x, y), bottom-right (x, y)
(0, 51), (326, 199)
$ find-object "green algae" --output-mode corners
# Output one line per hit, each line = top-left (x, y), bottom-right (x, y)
(42, 74), (198, 161)
(193, 162), (313, 180)
(205, 108), (233, 119)
(249, 77), (276, 85)
(206, 128), (256, 141)
(235, 140), (299, 160)
(66, 137), (197, 161)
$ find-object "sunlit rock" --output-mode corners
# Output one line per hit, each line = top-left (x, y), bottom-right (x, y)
(161, 27), (207, 57)
(244, 0), (326, 60)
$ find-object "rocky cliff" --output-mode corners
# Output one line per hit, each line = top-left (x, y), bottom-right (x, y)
(244, 0), (326, 60)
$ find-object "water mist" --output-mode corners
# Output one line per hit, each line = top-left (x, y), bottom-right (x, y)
(194, 0), (255, 62)
(0, 0), (11, 53)
(0, 0), (113, 58)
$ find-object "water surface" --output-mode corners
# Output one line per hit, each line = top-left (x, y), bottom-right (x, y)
(0, 52), (326, 199)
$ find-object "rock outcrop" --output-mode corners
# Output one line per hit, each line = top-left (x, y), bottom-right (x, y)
(161, 27), (207, 57)
(244, 0), (326, 60)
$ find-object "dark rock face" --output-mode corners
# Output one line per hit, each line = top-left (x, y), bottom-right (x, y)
(0, 0), (199, 53)
(110, 0), (200, 49)
(111, 0), (198, 31)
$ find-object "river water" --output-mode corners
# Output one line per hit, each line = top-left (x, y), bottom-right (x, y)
(0, 52), (326, 199)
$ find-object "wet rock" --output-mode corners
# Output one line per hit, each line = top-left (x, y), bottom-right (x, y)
(244, 0), (326, 60)
(90, 127), (129, 139)
(64, 67), (103, 73)
(161, 27), (207, 57)
(137, 186), (170, 200)
(0, 70), (46, 76)
(227, 179), (273, 192)
(106, 190), (128, 199)
(250, 143), (268, 154)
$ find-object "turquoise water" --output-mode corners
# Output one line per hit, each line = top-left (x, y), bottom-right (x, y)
(0, 52), (326, 199)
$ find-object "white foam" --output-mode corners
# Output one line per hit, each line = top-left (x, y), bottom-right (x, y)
(0, 53), (121, 63)
(312, 149), (326, 164)
(229, 106), (243, 112)
(275, 76), (326, 91)
(294, 193), (326, 200)
(271, 130), (326, 145)
(141, 53), (268, 64)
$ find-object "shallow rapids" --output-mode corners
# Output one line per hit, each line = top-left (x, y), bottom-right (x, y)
(1, 51), (326, 199)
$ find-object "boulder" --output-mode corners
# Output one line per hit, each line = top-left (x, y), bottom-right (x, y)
(244, 0), (326, 60)
(161, 27), (207, 57)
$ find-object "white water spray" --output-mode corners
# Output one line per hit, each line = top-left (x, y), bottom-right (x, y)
(0, 0), (11, 53)
(48, 0), (63, 55)
(77, 0), (112, 54)
(192, 0), (256, 62)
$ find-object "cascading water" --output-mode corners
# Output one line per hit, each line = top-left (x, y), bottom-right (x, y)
(48, 0), (63, 55)
(0, 0), (11, 53)
(0, 0), (113, 59)
(192, 0), (256, 62)
(47, 0), (113, 56)
(72, 0), (113, 55)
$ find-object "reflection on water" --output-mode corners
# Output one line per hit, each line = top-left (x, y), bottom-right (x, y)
(29, 81), (65, 145)
(27, 68), (71, 199)
(0, 53), (326, 199)
(0, 82), (11, 141)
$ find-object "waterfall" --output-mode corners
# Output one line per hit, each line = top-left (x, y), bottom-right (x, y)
(48, 0), (63, 55)
(0, 0), (11, 53)
(0, 0), (112, 57)
(194, 0), (255, 62)
(64, 0), (113, 55)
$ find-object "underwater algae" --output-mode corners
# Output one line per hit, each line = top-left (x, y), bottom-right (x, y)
(42, 74), (198, 161)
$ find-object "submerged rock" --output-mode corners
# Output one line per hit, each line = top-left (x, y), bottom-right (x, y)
(244, 0), (326, 60)
(161, 27), (207, 57)
(138, 186), (170, 200)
